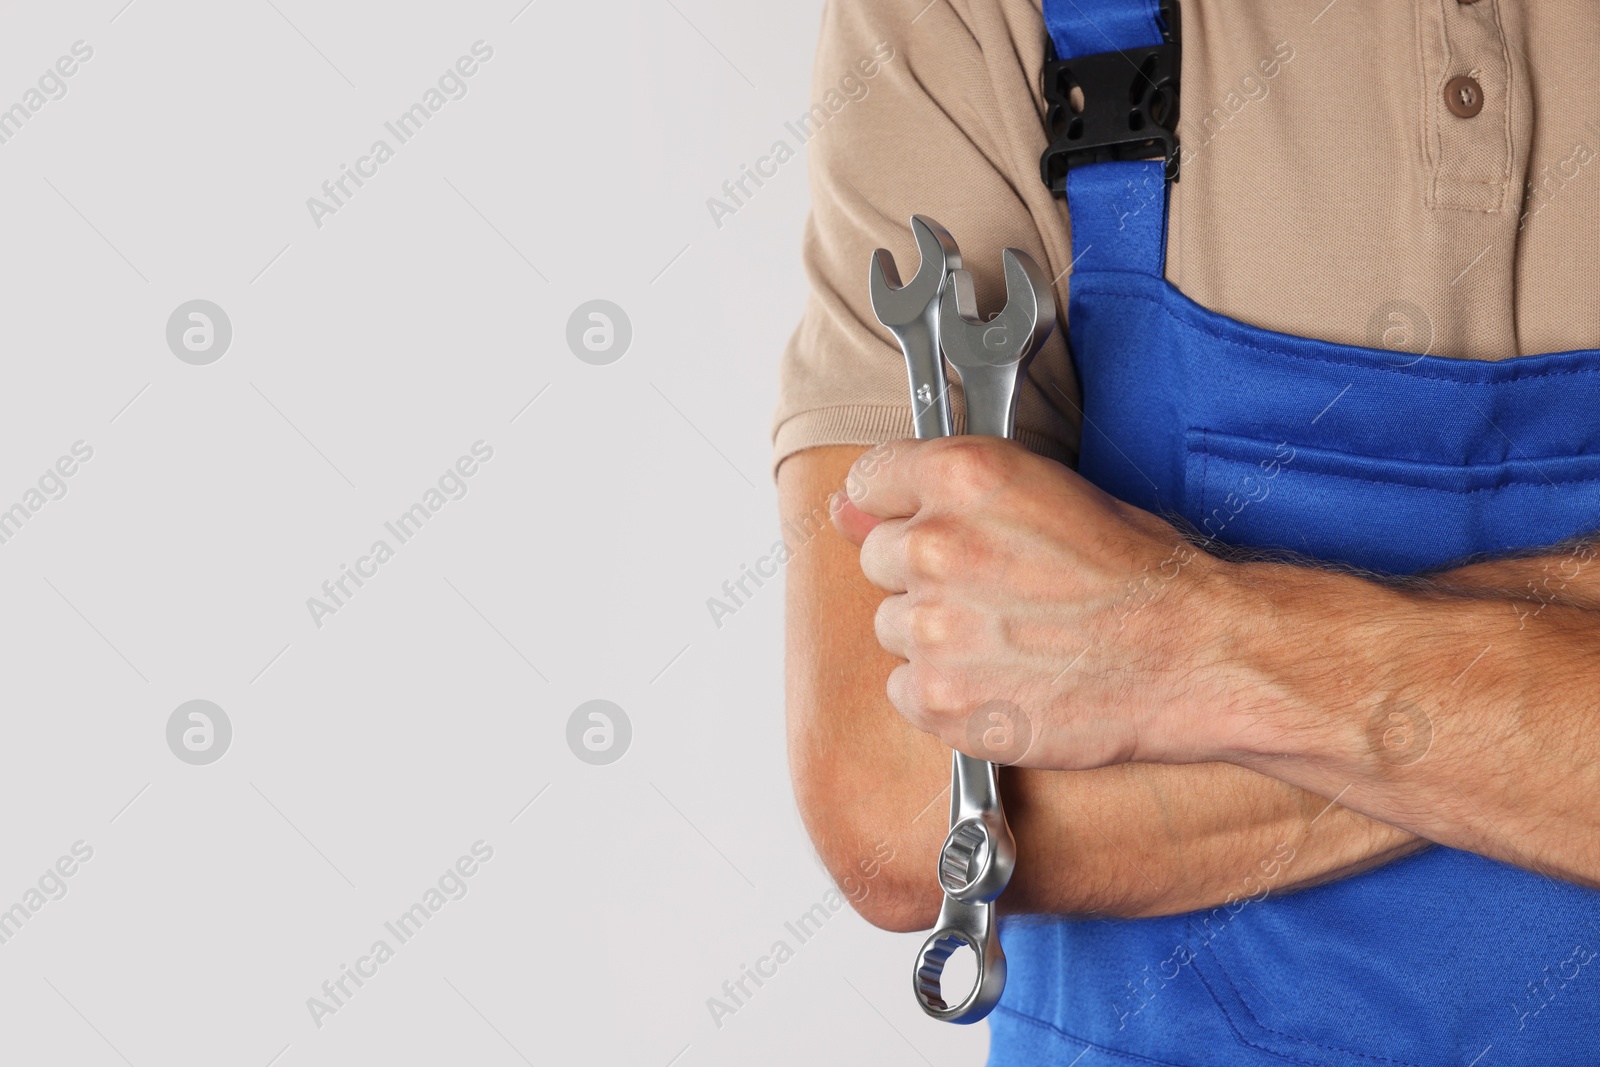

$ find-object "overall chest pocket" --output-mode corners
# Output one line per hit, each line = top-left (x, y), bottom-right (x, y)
(1182, 428), (1600, 575)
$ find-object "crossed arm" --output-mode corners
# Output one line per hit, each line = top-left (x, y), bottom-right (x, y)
(782, 441), (1600, 932)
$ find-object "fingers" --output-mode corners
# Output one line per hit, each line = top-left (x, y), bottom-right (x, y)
(873, 591), (911, 659)
(858, 517), (909, 592)
(829, 492), (881, 547)
(830, 438), (917, 544)
(885, 659), (959, 741)
(845, 436), (1021, 522)
(886, 662), (928, 734)
(844, 439), (927, 521)
(874, 593), (975, 686)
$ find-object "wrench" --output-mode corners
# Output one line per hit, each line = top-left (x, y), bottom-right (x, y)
(869, 215), (962, 440)
(915, 247), (1057, 1024)
(870, 221), (1057, 1021)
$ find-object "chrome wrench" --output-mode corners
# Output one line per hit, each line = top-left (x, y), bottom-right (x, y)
(869, 215), (962, 439)
(907, 243), (1057, 1024)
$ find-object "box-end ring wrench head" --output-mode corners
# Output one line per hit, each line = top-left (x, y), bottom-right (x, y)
(939, 804), (1015, 903)
(937, 248), (1057, 439)
(913, 896), (1007, 1024)
(933, 754), (1017, 912)
(869, 215), (962, 439)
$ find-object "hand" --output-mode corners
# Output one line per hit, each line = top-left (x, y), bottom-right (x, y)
(834, 436), (1244, 771)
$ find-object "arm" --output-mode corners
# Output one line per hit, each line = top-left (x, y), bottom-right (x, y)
(1214, 540), (1600, 885)
(783, 444), (1425, 932)
(840, 435), (1600, 890)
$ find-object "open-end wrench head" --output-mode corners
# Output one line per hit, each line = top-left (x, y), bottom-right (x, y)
(869, 215), (962, 328)
(938, 248), (1057, 370)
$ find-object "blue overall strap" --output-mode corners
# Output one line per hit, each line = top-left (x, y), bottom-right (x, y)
(1063, 163), (1169, 277)
(1042, 0), (1172, 277)
(1042, 0), (1166, 57)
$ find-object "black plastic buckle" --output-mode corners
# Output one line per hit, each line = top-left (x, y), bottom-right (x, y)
(1039, 0), (1181, 195)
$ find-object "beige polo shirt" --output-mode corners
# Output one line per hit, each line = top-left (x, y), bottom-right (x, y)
(771, 0), (1600, 476)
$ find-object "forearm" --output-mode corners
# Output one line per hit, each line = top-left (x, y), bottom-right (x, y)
(1425, 535), (1600, 613)
(1002, 760), (1424, 920)
(1209, 546), (1600, 886)
(790, 558), (1423, 925)
(782, 445), (1423, 928)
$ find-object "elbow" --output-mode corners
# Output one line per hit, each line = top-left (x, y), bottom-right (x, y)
(847, 858), (941, 933)
(821, 834), (941, 933)
(792, 776), (942, 933)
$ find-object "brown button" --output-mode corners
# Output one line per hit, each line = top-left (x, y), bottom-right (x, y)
(1445, 75), (1483, 118)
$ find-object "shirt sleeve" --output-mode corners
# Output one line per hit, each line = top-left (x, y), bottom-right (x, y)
(770, 0), (1082, 478)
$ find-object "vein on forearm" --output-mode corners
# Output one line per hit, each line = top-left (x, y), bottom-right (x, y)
(1000, 760), (1425, 920)
(1222, 538), (1600, 888)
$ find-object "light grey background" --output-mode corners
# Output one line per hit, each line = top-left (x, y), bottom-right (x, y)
(0, 1), (988, 1064)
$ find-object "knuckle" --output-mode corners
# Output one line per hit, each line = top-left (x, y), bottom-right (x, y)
(902, 518), (963, 580)
(934, 437), (1009, 500)
(914, 665), (964, 717)
(906, 598), (965, 654)
(887, 662), (963, 733)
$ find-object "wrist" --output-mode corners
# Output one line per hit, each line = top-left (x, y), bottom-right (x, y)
(1124, 548), (1295, 763)
(1167, 556), (1408, 767)
(1199, 559), (1482, 773)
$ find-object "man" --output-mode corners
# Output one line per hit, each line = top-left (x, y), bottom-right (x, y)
(774, 0), (1600, 1064)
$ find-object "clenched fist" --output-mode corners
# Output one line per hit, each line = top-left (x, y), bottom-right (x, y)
(832, 436), (1252, 771)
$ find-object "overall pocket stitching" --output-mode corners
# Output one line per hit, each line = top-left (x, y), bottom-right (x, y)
(990, 1005), (1214, 1067)
(1185, 958), (1384, 1067)
(1188, 431), (1600, 495)
(1197, 942), (1429, 1067)
(1076, 285), (1600, 387)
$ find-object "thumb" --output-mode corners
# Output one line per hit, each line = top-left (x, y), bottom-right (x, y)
(830, 490), (882, 546)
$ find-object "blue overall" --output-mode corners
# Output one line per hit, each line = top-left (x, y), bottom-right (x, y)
(991, 2), (1600, 1064)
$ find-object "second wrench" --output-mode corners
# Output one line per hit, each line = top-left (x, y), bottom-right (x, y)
(914, 245), (1057, 1024)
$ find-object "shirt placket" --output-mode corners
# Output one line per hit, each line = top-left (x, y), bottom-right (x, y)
(1422, 0), (1519, 213)
(1413, 0), (1532, 357)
